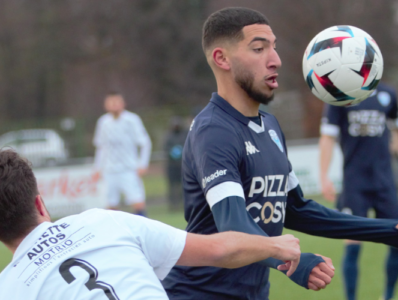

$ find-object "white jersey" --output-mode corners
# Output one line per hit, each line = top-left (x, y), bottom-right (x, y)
(0, 209), (187, 300)
(93, 110), (152, 173)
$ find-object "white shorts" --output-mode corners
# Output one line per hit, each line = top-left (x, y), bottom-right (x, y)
(103, 171), (145, 207)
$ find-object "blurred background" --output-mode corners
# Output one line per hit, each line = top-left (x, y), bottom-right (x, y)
(1, 0), (398, 299)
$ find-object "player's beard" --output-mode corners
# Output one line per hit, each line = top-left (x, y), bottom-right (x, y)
(233, 62), (274, 105)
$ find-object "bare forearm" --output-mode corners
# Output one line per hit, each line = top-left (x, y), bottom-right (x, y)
(208, 232), (281, 268)
(93, 147), (104, 170)
(319, 135), (335, 181)
(139, 141), (152, 168)
(177, 232), (299, 269)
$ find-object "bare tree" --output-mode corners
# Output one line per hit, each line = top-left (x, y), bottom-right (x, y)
(0, 0), (397, 140)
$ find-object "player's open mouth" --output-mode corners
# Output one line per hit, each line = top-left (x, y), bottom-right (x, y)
(265, 74), (278, 89)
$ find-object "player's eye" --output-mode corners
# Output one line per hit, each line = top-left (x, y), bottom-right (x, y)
(253, 47), (264, 53)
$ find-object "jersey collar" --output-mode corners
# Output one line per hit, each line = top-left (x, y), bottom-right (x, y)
(210, 93), (265, 133)
(107, 110), (127, 120)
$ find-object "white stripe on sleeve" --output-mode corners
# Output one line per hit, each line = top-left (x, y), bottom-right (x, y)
(320, 124), (340, 137)
(206, 181), (245, 209)
(287, 170), (299, 192)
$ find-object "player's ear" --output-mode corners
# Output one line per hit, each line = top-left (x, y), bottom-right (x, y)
(212, 48), (231, 71)
(35, 195), (51, 221)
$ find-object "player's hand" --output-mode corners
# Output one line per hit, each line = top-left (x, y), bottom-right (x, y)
(137, 168), (148, 177)
(307, 255), (335, 291)
(321, 178), (336, 202)
(389, 130), (398, 157)
(274, 234), (301, 277)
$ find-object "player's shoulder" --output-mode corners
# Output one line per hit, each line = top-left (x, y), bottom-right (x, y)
(56, 208), (122, 228)
(260, 109), (280, 125)
(323, 102), (344, 116)
(191, 117), (242, 152)
(366, 83), (397, 108)
(121, 110), (142, 121)
(260, 109), (286, 131)
(97, 113), (112, 123)
(54, 208), (107, 226)
(375, 83), (397, 109)
(56, 209), (152, 238)
(191, 103), (240, 137)
(72, 208), (150, 228)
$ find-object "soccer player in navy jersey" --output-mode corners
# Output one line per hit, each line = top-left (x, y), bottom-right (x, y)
(162, 7), (398, 300)
(320, 83), (398, 300)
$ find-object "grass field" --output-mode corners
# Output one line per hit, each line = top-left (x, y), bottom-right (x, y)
(0, 190), (393, 299)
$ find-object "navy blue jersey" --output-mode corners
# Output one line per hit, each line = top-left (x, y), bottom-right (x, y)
(164, 93), (398, 300)
(184, 93), (295, 236)
(163, 93), (299, 299)
(321, 83), (398, 191)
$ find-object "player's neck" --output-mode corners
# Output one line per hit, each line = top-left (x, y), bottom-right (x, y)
(4, 227), (37, 254)
(4, 237), (23, 254)
(5, 218), (51, 254)
(217, 79), (260, 117)
(111, 111), (123, 119)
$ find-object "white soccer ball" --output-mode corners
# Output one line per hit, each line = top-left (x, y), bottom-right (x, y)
(302, 25), (383, 106)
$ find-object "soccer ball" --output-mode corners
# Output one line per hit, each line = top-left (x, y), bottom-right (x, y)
(302, 25), (383, 106)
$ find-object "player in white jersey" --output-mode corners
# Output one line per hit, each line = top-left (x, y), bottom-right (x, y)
(93, 92), (152, 215)
(0, 149), (301, 300)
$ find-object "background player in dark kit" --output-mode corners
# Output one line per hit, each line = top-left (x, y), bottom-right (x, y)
(162, 7), (398, 300)
(320, 83), (398, 300)
(164, 116), (188, 211)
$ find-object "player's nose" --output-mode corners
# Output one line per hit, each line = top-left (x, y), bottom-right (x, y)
(267, 48), (282, 70)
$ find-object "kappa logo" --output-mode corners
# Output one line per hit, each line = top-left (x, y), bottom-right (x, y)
(245, 141), (260, 155)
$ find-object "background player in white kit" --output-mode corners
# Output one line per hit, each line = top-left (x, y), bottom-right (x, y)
(0, 149), (301, 300)
(93, 92), (152, 215)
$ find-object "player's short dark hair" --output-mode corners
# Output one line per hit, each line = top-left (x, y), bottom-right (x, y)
(106, 91), (123, 98)
(202, 7), (269, 52)
(0, 150), (39, 244)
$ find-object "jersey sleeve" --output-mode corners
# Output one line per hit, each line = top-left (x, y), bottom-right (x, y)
(131, 115), (152, 169)
(281, 132), (300, 193)
(93, 117), (105, 147)
(320, 104), (342, 137)
(212, 196), (325, 289)
(108, 211), (187, 280)
(287, 160), (300, 192)
(285, 184), (398, 247)
(93, 117), (105, 170)
(193, 124), (244, 209)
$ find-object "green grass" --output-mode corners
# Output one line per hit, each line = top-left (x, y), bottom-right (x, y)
(144, 174), (168, 199)
(0, 243), (12, 271)
(0, 195), (392, 300)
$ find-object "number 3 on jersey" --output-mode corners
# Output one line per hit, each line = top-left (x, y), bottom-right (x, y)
(59, 258), (120, 300)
